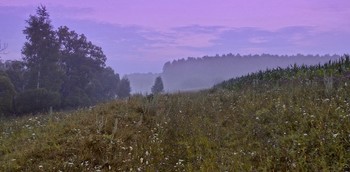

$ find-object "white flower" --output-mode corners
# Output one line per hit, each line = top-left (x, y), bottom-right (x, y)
(140, 157), (144, 163)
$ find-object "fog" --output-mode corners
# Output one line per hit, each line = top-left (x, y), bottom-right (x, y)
(128, 54), (340, 94)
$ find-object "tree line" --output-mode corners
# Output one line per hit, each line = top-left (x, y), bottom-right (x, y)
(214, 54), (350, 92)
(0, 6), (131, 116)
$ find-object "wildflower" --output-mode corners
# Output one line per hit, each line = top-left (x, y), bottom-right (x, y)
(140, 157), (144, 163)
(303, 133), (308, 136)
(333, 133), (339, 138)
(145, 151), (150, 156)
(38, 165), (43, 168)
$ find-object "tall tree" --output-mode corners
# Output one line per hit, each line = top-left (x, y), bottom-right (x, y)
(151, 76), (164, 94)
(57, 26), (109, 107)
(117, 77), (131, 99)
(22, 5), (62, 92)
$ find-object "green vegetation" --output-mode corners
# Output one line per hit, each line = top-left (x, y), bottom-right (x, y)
(1, 55), (350, 171)
(0, 6), (130, 116)
(151, 76), (164, 94)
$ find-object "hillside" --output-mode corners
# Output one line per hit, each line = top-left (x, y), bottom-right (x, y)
(128, 54), (340, 93)
(1, 55), (350, 171)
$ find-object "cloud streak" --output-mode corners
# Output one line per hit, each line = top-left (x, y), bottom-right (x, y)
(1, 1), (349, 75)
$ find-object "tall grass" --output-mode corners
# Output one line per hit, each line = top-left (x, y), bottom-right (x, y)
(1, 56), (350, 171)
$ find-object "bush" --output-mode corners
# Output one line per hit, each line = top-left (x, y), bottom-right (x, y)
(0, 74), (16, 115)
(62, 88), (91, 108)
(15, 88), (60, 114)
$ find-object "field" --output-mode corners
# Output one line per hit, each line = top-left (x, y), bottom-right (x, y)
(1, 57), (350, 171)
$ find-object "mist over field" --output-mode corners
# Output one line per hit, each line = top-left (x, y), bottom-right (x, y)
(128, 54), (340, 93)
(1, 1), (350, 171)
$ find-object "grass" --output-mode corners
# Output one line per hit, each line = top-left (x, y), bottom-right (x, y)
(1, 58), (350, 171)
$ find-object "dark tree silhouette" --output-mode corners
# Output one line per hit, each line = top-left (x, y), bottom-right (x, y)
(151, 76), (164, 94)
(117, 77), (131, 98)
(22, 5), (62, 91)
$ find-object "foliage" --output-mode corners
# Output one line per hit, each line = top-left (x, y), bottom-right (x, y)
(1, 56), (350, 171)
(4, 60), (26, 92)
(15, 88), (60, 114)
(162, 53), (339, 91)
(22, 5), (63, 92)
(0, 72), (16, 115)
(0, 6), (126, 114)
(57, 26), (115, 106)
(117, 77), (131, 98)
(151, 76), (164, 94)
(214, 54), (350, 92)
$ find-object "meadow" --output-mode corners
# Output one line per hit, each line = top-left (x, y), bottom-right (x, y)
(1, 56), (350, 171)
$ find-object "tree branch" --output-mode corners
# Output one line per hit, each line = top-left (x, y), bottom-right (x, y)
(0, 40), (8, 54)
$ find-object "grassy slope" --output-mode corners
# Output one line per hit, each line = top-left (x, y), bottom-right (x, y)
(1, 57), (350, 171)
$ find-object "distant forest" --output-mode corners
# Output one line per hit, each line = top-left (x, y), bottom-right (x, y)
(0, 6), (130, 116)
(128, 54), (340, 93)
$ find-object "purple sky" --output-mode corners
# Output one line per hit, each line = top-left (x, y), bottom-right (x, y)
(0, 0), (349, 75)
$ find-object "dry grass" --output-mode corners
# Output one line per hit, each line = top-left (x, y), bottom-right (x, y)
(1, 77), (350, 171)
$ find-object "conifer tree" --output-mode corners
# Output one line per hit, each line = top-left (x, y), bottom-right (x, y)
(22, 5), (62, 92)
(151, 76), (164, 94)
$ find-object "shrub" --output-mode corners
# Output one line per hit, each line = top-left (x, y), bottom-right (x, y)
(15, 88), (60, 114)
(0, 74), (16, 115)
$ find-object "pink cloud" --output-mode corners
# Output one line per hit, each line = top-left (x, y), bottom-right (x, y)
(1, 0), (350, 74)
(2, 0), (349, 31)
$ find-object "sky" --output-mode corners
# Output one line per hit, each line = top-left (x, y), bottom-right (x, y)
(0, 0), (349, 75)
